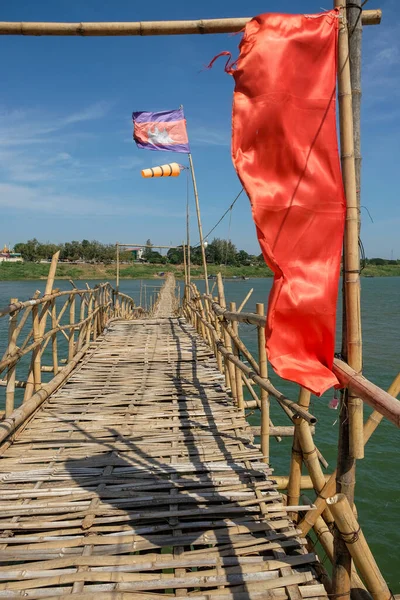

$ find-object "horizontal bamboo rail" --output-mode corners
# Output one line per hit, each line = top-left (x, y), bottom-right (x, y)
(0, 11), (381, 36)
(0, 256), (139, 421)
(206, 302), (400, 429)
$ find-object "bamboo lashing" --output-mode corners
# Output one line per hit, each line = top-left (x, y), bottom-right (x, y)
(327, 494), (391, 600)
(0, 11), (381, 36)
(299, 371), (400, 536)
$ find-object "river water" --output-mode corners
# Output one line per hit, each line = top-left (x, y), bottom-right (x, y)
(0, 277), (399, 588)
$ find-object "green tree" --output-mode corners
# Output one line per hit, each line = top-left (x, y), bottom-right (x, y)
(207, 238), (237, 265)
(143, 239), (153, 261)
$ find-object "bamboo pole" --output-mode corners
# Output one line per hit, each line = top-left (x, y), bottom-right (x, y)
(0, 11), (381, 36)
(217, 274), (236, 398)
(336, 0), (364, 461)
(188, 153), (209, 294)
(5, 298), (18, 417)
(256, 303), (269, 464)
(31, 304), (41, 392)
(348, 0), (362, 236)
(51, 298), (58, 375)
(230, 302), (244, 412)
(299, 372), (400, 536)
(116, 242), (120, 312)
(327, 494), (391, 600)
(182, 241), (188, 287)
(68, 294), (76, 361)
(238, 288), (253, 313)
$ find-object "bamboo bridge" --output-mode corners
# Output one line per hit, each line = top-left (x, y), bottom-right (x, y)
(0, 266), (399, 599)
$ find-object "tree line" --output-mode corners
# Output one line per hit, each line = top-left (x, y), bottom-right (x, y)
(12, 238), (266, 266)
(11, 238), (398, 266)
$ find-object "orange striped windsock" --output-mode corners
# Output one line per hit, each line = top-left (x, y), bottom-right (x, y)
(141, 162), (181, 178)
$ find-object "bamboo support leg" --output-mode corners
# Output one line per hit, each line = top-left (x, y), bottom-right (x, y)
(5, 298), (18, 417)
(51, 298), (58, 375)
(327, 494), (391, 600)
(32, 305), (41, 392)
(256, 303), (269, 464)
(68, 295), (76, 362)
(230, 302), (244, 412)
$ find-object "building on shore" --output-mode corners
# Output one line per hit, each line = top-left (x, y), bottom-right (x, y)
(0, 245), (23, 263)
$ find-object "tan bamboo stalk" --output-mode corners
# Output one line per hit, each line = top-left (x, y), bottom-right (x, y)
(31, 304), (41, 392)
(188, 153), (209, 293)
(256, 303), (269, 463)
(238, 288), (253, 313)
(301, 495), (369, 597)
(336, 0), (364, 461)
(187, 298), (316, 424)
(217, 274), (236, 394)
(86, 295), (94, 345)
(68, 294), (76, 362)
(230, 302), (244, 412)
(0, 11), (381, 36)
(274, 475), (331, 490)
(204, 296), (222, 369)
(327, 494), (391, 600)
(5, 298), (18, 417)
(299, 372), (400, 536)
(51, 298), (58, 375)
(182, 241), (188, 287)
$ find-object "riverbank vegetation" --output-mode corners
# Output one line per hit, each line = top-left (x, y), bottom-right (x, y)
(1, 238), (399, 280)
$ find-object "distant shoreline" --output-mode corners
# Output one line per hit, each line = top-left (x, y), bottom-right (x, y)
(1, 262), (400, 281)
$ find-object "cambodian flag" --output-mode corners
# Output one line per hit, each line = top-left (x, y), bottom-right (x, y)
(132, 108), (190, 153)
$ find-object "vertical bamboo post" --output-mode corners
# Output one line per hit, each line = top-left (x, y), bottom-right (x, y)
(182, 241), (188, 288)
(32, 304), (41, 392)
(336, 0), (364, 460)
(334, 3), (363, 597)
(327, 494), (391, 600)
(230, 302), (244, 412)
(116, 242), (120, 308)
(51, 298), (58, 375)
(347, 0), (362, 235)
(217, 273), (236, 398)
(5, 298), (18, 417)
(86, 294), (94, 345)
(186, 171), (191, 288)
(256, 303), (269, 464)
(44, 251), (60, 296)
(188, 153), (209, 294)
(212, 296), (224, 374)
(68, 294), (76, 362)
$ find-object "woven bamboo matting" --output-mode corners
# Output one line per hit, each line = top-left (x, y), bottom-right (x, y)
(0, 314), (328, 599)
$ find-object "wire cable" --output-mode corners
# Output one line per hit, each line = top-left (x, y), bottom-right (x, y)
(194, 188), (244, 246)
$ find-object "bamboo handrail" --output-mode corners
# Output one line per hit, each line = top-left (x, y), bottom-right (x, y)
(0, 284), (113, 318)
(204, 300), (400, 428)
(0, 11), (381, 36)
(186, 296), (316, 424)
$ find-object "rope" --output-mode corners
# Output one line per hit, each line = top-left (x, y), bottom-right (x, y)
(337, 525), (361, 544)
(194, 188), (244, 246)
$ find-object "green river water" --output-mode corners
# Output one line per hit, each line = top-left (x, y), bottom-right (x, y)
(0, 277), (399, 588)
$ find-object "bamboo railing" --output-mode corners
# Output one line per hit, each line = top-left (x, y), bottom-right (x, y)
(0, 255), (142, 438)
(183, 273), (399, 600)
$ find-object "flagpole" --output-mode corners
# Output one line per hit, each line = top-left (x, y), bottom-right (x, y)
(188, 152), (209, 294)
(186, 169), (191, 289)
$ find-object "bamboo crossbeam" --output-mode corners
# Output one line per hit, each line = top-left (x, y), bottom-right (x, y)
(251, 426), (315, 437)
(0, 285), (112, 318)
(205, 302), (400, 427)
(333, 358), (400, 427)
(187, 299), (316, 423)
(0, 11), (381, 36)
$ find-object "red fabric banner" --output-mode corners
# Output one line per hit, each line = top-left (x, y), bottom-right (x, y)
(231, 11), (345, 396)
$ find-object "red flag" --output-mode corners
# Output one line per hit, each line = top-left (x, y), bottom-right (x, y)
(231, 11), (345, 396)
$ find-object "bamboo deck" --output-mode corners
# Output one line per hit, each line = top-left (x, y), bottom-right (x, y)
(0, 281), (328, 598)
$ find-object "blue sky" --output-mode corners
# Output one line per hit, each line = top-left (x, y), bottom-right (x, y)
(0, 0), (399, 257)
